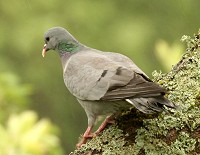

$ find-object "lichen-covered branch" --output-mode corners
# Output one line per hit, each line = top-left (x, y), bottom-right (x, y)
(71, 30), (200, 155)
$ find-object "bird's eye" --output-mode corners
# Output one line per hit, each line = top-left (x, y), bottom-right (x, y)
(45, 37), (50, 42)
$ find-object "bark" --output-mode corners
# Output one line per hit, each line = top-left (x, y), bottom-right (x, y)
(71, 30), (200, 155)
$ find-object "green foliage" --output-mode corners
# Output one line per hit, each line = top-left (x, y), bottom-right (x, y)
(154, 40), (184, 71)
(0, 72), (64, 154)
(0, 73), (31, 121)
(0, 111), (63, 155)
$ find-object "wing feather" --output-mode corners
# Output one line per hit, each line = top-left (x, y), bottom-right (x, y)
(100, 73), (166, 101)
(64, 49), (165, 101)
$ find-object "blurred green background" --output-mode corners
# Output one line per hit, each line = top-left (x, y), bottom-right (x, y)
(0, 0), (200, 154)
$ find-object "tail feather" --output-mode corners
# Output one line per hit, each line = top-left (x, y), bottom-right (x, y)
(126, 96), (177, 114)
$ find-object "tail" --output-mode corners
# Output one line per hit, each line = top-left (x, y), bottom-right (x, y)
(126, 96), (178, 114)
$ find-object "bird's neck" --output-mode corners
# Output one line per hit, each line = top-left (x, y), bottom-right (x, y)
(58, 43), (86, 69)
(57, 41), (81, 54)
(57, 42), (80, 60)
(59, 51), (75, 69)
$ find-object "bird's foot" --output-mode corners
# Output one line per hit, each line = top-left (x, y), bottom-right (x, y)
(76, 116), (116, 148)
(76, 137), (88, 148)
(83, 131), (96, 138)
(95, 116), (115, 135)
(76, 126), (96, 148)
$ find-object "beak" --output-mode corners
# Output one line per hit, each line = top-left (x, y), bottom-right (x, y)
(42, 44), (47, 57)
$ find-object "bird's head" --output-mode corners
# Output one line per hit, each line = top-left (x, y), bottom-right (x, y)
(42, 27), (79, 57)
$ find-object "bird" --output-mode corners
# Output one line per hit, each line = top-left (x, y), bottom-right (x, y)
(42, 27), (177, 148)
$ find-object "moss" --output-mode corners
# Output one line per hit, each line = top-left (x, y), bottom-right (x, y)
(70, 125), (136, 155)
(71, 30), (200, 155)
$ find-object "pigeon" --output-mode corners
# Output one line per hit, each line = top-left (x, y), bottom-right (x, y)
(42, 27), (177, 147)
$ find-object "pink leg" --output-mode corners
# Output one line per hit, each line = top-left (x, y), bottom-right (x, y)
(76, 126), (95, 148)
(95, 116), (115, 135)
(76, 115), (116, 148)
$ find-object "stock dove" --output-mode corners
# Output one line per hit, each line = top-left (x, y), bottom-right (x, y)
(42, 27), (177, 147)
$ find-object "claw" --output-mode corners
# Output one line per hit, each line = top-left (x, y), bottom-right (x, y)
(76, 126), (94, 148)
(76, 116), (116, 148)
(76, 137), (88, 148)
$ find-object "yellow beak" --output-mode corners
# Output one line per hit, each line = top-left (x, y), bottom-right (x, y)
(42, 44), (47, 57)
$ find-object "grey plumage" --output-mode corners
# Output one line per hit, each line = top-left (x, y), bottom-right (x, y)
(42, 27), (177, 147)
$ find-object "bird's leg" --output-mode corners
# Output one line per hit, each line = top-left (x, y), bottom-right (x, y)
(76, 126), (95, 148)
(95, 115), (116, 135)
(76, 114), (119, 148)
(83, 126), (95, 138)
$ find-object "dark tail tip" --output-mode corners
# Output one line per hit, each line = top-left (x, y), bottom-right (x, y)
(126, 96), (179, 114)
